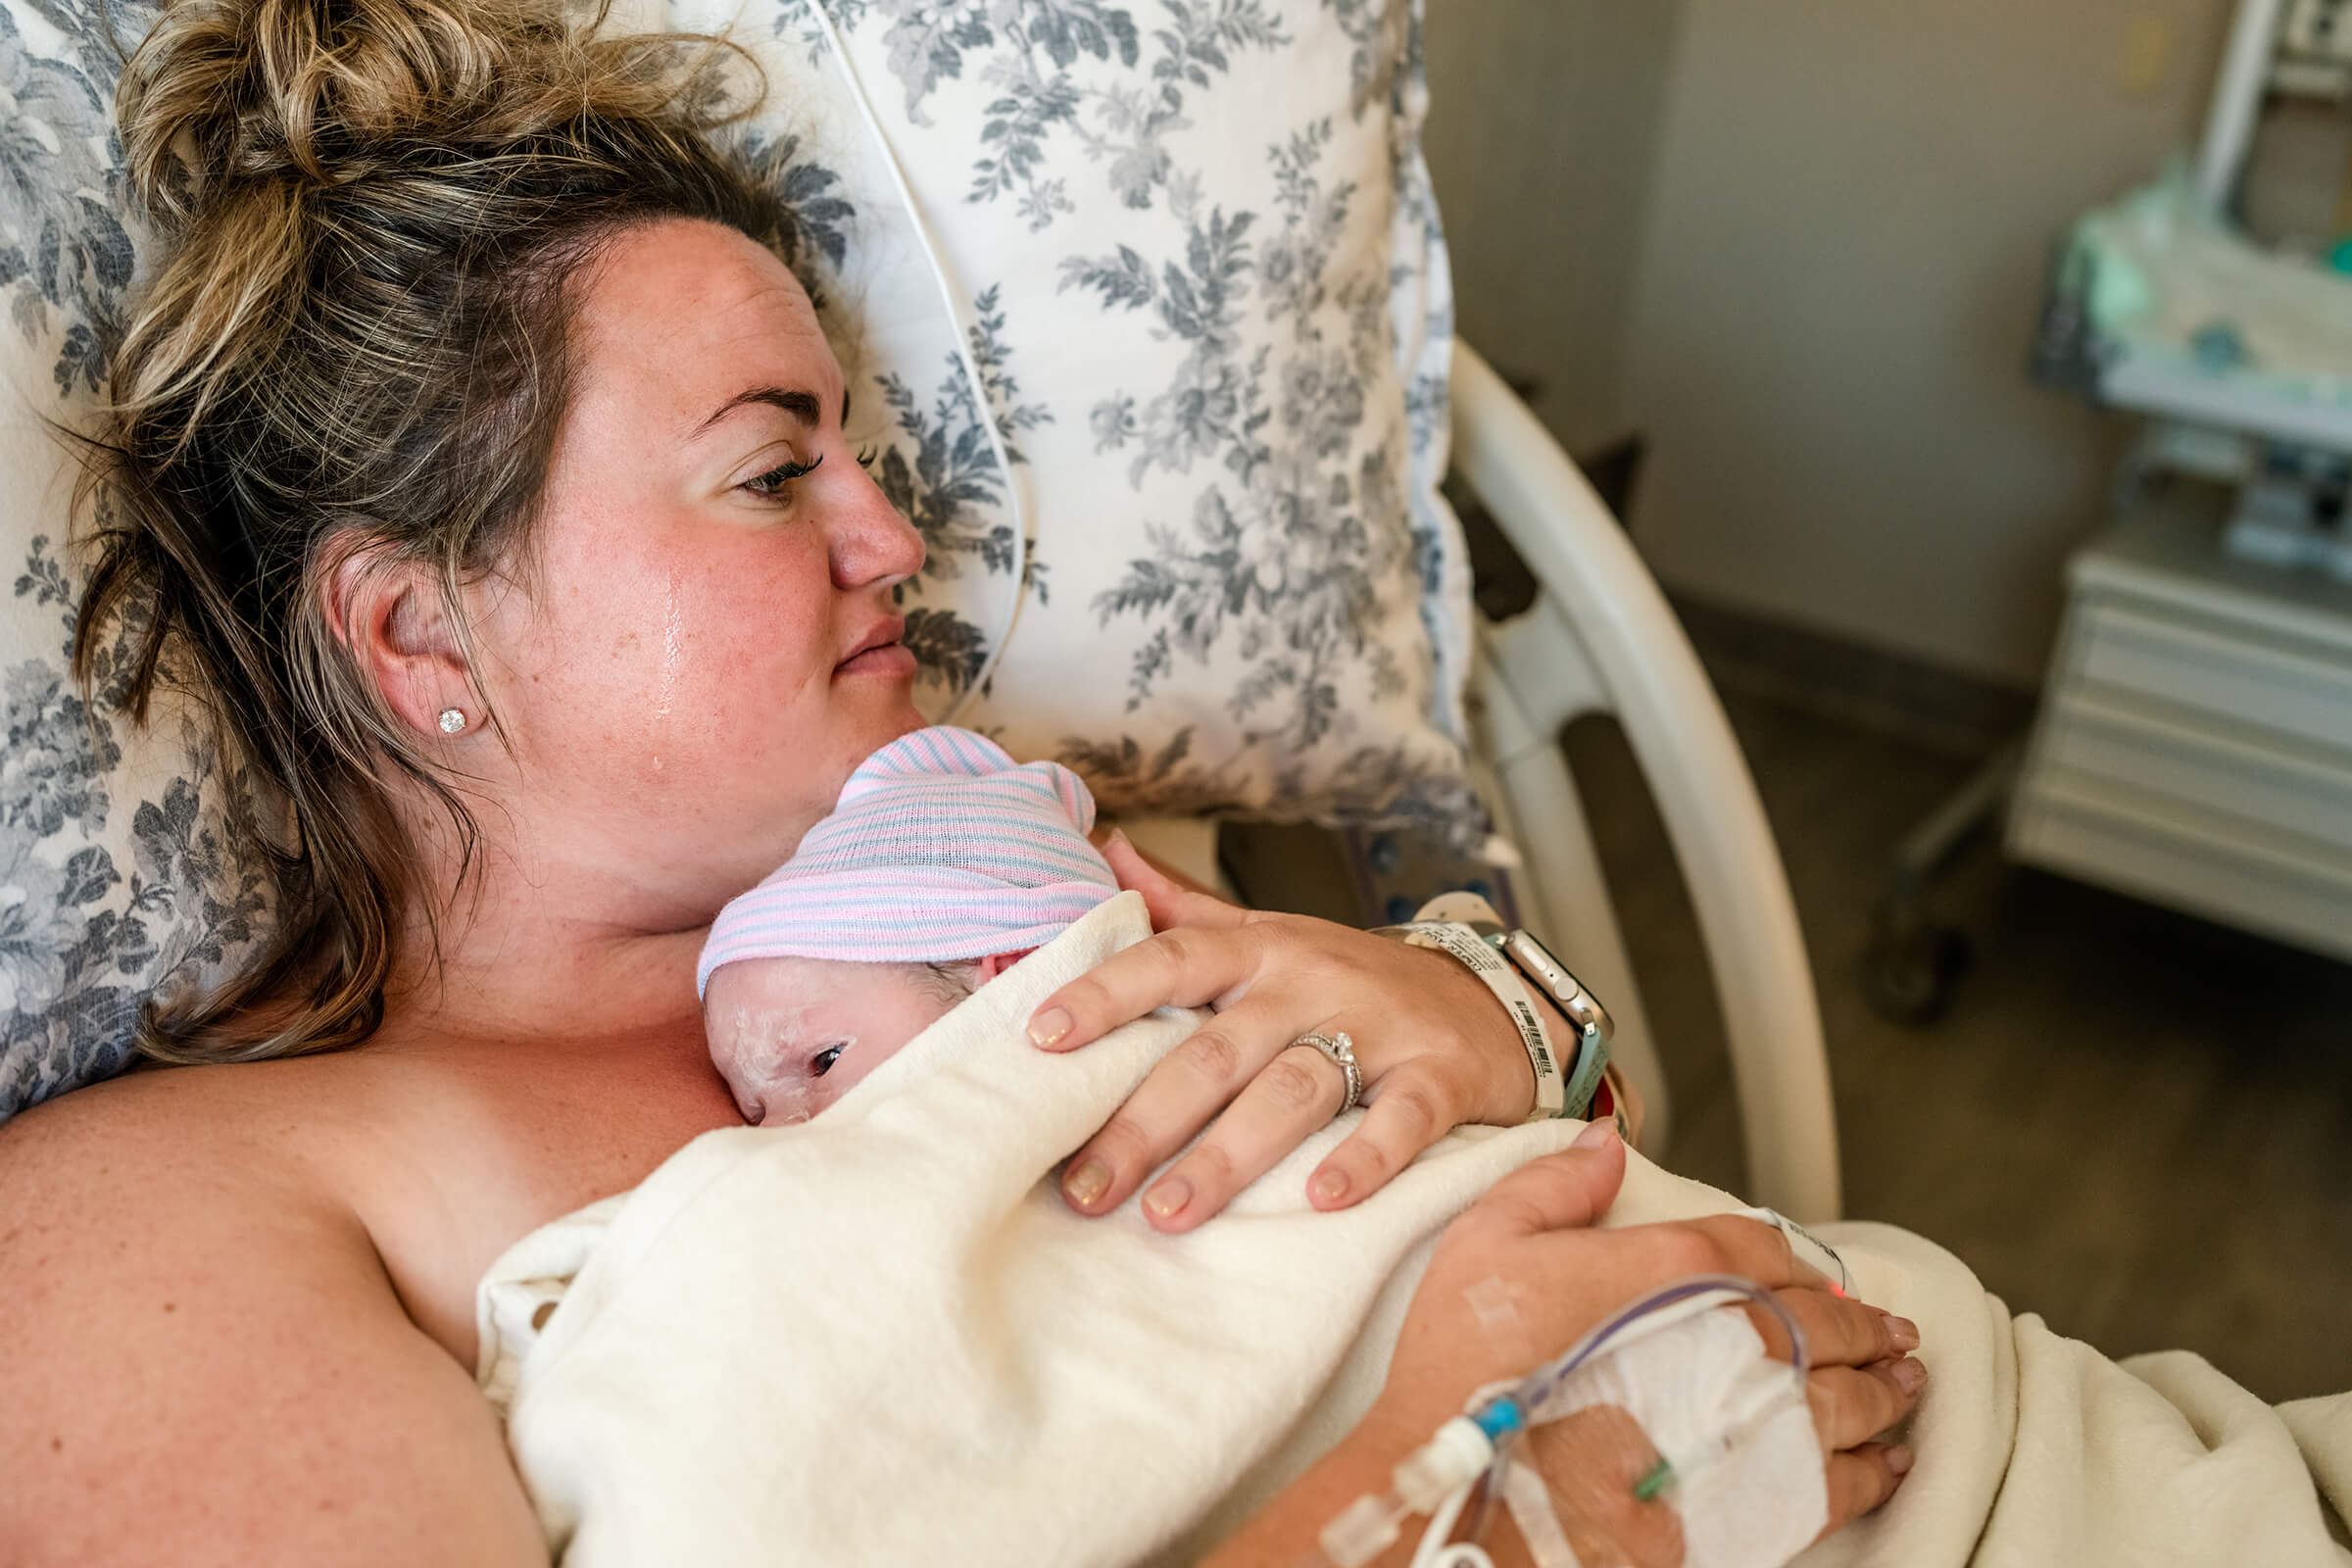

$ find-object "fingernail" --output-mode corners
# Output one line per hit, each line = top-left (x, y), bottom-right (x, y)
(1890, 1356), (1928, 1394)
(1886, 1315), (1921, 1352)
(1311, 1167), (1349, 1205)
(1063, 1158), (1109, 1207)
(1886, 1445), (1915, 1476)
(1143, 1176), (1191, 1220)
(1028, 1006), (1073, 1049)
(1573, 1119), (1619, 1151)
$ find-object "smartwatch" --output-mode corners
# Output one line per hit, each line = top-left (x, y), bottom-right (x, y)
(1375, 893), (1614, 1122)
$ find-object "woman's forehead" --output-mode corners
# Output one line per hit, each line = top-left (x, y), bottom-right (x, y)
(570, 219), (842, 433)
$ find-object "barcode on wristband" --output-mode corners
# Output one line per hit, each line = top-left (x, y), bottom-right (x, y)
(1394, 921), (1567, 1117)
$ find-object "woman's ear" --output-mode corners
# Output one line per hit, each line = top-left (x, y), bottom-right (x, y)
(319, 542), (475, 740)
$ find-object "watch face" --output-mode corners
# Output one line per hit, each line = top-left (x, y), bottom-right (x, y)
(1503, 930), (1614, 1042)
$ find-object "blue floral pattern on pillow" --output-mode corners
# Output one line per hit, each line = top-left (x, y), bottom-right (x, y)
(737, 0), (1477, 833)
(0, 0), (276, 1122)
(0, 0), (140, 396)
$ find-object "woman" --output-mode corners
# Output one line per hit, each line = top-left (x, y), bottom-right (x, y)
(0, 0), (1917, 1559)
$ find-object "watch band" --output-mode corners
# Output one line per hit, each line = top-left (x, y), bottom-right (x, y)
(1378, 919), (1569, 1119)
(1373, 892), (1614, 1123)
(1491, 929), (1613, 1125)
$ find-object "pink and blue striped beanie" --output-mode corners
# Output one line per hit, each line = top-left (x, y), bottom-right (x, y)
(696, 725), (1119, 996)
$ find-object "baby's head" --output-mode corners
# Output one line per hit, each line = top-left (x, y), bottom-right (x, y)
(703, 953), (1009, 1125)
(698, 725), (1116, 1126)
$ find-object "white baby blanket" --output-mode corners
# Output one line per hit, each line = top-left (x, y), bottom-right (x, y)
(478, 893), (2352, 1566)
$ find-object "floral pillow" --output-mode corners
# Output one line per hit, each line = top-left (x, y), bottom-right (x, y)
(0, 0), (271, 1124)
(0, 0), (1475, 1122)
(696, 0), (1480, 834)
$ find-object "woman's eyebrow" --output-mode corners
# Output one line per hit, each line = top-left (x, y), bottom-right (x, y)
(694, 385), (827, 436)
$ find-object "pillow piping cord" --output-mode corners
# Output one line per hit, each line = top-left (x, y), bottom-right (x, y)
(804, 0), (1032, 726)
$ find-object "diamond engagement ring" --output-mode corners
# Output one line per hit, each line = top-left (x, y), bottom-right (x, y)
(1295, 1030), (1361, 1115)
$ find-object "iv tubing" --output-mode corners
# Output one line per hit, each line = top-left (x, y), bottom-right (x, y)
(1320, 1275), (1809, 1566)
(1514, 1274), (1808, 1419)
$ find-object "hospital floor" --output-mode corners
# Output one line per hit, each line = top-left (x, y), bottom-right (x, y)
(1228, 689), (2352, 1404)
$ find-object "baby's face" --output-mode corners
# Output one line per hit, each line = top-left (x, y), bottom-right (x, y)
(704, 955), (970, 1126)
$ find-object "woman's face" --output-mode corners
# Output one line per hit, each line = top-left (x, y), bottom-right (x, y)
(469, 220), (927, 928)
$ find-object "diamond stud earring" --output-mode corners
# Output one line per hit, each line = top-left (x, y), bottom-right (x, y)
(437, 709), (467, 736)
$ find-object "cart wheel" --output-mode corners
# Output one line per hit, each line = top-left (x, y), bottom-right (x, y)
(1862, 911), (1972, 1026)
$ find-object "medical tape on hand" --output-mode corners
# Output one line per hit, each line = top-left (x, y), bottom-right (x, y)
(1386, 921), (1566, 1118)
(1499, 1456), (1578, 1568)
(1500, 1282), (1826, 1568)
(1533, 1305), (1825, 1568)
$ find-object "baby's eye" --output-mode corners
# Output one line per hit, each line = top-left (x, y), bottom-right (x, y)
(810, 1044), (847, 1078)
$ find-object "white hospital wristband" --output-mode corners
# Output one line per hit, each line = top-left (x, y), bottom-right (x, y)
(1382, 920), (1569, 1120)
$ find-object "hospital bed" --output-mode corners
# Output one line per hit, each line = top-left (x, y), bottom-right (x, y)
(0, 0), (1838, 1228)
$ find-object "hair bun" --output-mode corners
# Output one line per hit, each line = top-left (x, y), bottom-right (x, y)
(119, 0), (742, 221)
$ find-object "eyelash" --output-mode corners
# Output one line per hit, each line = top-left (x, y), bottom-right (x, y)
(744, 452), (822, 497)
(743, 448), (876, 498)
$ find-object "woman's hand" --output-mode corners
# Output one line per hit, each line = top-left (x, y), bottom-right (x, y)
(1378, 1128), (1920, 1558)
(1031, 835), (1540, 1230)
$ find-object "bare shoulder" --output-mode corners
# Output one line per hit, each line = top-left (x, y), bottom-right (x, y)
(0, 1069), (546, 1565)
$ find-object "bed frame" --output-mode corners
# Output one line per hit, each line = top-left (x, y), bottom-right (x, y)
(1132, 344), (1843, 1222)
(1453, 344), (1839, 1221)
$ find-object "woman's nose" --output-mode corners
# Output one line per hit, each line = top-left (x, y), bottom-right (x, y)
(829, 461), (928, 591)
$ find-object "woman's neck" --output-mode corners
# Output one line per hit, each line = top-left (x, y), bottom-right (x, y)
(397, 929), (706, 1052)
(381, 853), (714, 1055)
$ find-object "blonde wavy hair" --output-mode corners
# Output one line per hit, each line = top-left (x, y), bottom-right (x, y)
(80, 0), (801, 1063)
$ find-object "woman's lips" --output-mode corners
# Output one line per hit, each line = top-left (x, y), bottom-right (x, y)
(835, 643), (916, 679)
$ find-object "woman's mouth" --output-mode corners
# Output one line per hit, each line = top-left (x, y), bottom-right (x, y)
(836, 616), (914, 679)
(835, 642), (916, 678)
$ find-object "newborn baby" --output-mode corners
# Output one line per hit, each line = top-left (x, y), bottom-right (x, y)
(698, 725), (1119, 1125)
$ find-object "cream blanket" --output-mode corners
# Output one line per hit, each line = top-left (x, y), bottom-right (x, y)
(477, 893), (2352, 1566)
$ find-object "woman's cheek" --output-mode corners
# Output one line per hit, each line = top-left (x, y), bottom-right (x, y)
(642, 552), (835, 785)
(645, 567), (688, 776)
(688, 541), (835, 685)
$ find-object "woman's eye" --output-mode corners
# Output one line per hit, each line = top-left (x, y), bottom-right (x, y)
(810, 1044), (847, 1078)
(856, 445), (878, 470)
(744, 452), (823, 497)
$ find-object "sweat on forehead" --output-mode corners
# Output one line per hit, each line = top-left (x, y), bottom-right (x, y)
(696, 725), (1118, 994)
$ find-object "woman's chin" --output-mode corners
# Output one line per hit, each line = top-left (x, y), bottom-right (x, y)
(858, 684), (929, 744)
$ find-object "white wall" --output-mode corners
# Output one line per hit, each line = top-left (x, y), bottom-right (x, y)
(1423, 0), (1685, 456)
(1619, 0), (2237, 686)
